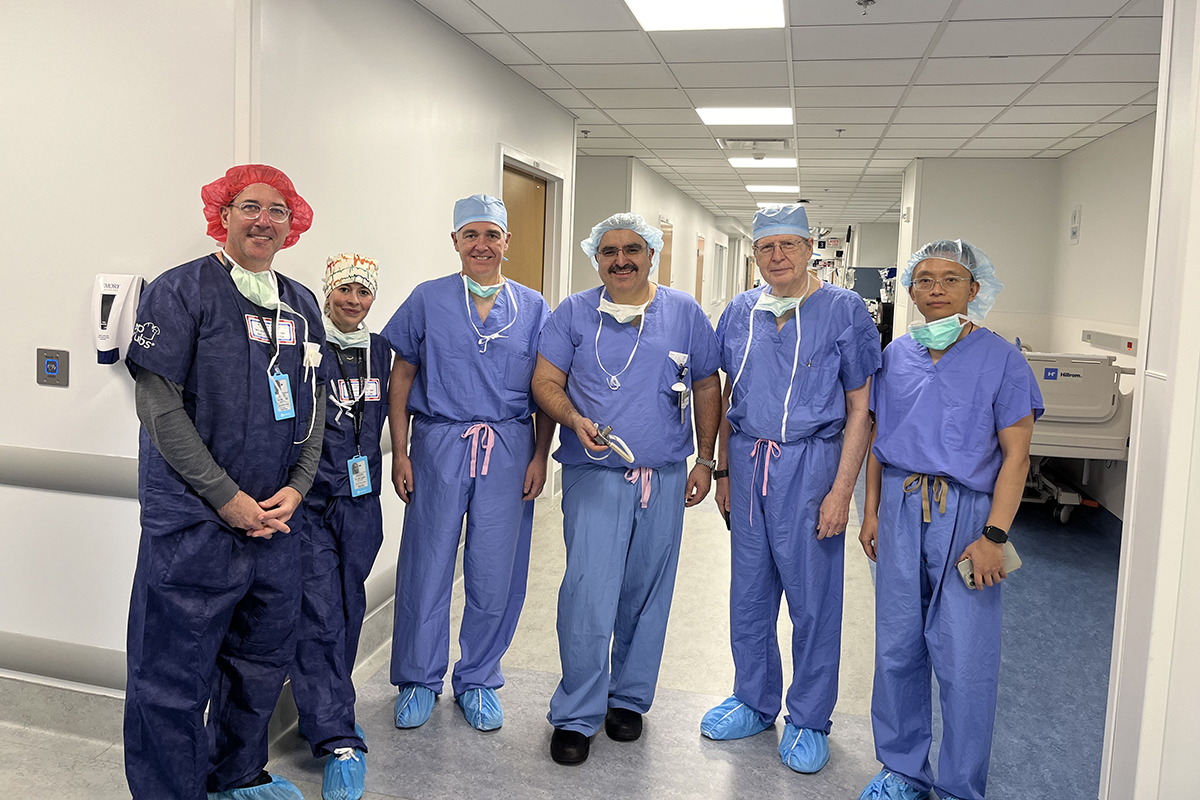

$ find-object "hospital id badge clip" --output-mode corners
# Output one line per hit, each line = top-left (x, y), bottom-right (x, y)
(347, 455), (371, 497)
(270, 368), (296, 420)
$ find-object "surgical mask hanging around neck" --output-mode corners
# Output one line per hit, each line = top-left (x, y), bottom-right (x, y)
(464, 274), (504, 298)
(909, 313), (969, 350)
(323, 315), (371, 349)
(598, 295), (649, 324)
(227, 256), (280, 311)
(753, 287), (807, 318)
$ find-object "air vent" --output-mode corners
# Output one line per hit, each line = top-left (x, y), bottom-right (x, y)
(716, 138), (795, 151)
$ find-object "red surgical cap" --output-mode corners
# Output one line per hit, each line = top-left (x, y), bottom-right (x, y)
(201, 164), (314, 249)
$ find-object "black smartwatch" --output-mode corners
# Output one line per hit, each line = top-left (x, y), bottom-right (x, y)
(982, 525), (1008, 544)
(713, 469), (729, 480)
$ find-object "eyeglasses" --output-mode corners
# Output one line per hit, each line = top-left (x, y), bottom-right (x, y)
(228, 201), (292, 223)
(912, 276), (970, 292)
(598, 244), (646, 259)
(753, 240), (810, 257)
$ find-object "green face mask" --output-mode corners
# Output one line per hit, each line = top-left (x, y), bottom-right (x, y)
(753, 288), (806, 317)
(464, 275), (503, 298)
(910, 313), (968, 350)
(228, 258), (280, 310)
(323, 315), (370, 349)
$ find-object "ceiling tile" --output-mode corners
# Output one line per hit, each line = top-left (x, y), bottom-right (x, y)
(997, 105), (1120, 123)
(882, 137), (967, 149)
(582, 138), (639, 148)
(709, 124), (804, 138)
(796, 148), (876, 158)
(794, 123), (886, 138)
(799, 138), (884, 150)
(794, 59), (920, 86)
(579, 147), (648, 156)
(413, 0), (501, 33)
(797, 158), (872, 167)
(789, 0), (953, 24)
(794, 86), (907, 107)
(650, 29), (787, 63)
(514, 31), (659, 64)
(554, 64), (678, 89)
(640, 137), (719, 149)
(1077, 122), (1130, 137)
(886, 123), (984, 137)
(1080, 17), (1162, 54)
(795, 107), (898, 123)
(508, 64), (572, 90)
(962, 137), (1059, 149)
(470, 0), (638, 32)
(953, 150), (1036, 158)
(866, 160), (916, 169)
(1134, 89), (1157, 104)
(953, 0), (1125, 19)
(671, 62), (790, 89)
(979, 123), (1088, 138)
(686, 87), (793, 106)
(1019, 82), (1156, 105)
(791, 23), (939, 61)
(664, 158), (735, 167)
(465, 33), (539, 65)
(1124, 0), (1164, 17)
(574, 124), (627, 138)
(873, 149), (957, 158)
(1049, 138), (1098, 150)
(654, 150), (729, 159)
(1046, 54), (1160, 83)
(541, 88), (593, 108)
(904, 84), (1026, 106)
(571, 108), (614, 124)
(917, 55), (1060, 84)
(623, 124), (709, 137)
(608, 108), (703, 124)
(1103, 106), (1155, 123)
(934, 19), (1104, 57)
(892, 106), (1002, 123)
(581, 88), (692, 108)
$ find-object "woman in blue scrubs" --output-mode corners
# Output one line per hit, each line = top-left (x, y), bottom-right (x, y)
(857, 240), (1043, 800)
(290, 253), (389, 800)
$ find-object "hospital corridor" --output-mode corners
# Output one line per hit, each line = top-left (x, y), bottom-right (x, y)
(2, 1), (1198, 799)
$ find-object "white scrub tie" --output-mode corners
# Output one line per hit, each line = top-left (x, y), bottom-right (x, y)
(462, 275), (519, 354)
(730, 284), (811, 442)
(462, 422), (496, 478)
(625, 467), (653, 509)
(750, 438), (781, 526)
(327, 343), (372, 424)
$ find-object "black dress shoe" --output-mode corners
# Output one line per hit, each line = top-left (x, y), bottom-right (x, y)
(604, 707), (643, 742)
(550, 728), (590, 765)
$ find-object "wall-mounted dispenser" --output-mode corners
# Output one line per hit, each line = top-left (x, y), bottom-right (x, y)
(93, 274), (144, 364)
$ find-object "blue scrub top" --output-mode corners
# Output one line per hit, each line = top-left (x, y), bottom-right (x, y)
(870, 329), (1044, 493)
(716, 284), (881, 443)
(539, 285), (720, 469)
(126, 253), (326, 536)
(312, 332), (392, 497)
(382, 274), (551, 423)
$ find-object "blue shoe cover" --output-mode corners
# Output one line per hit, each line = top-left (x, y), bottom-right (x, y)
(394, 683), (435, 728)
(778, 723), (830, 774)
(322, 748), (366, 800)
(354, 722), (365, 743)
(700, 696), (773, 740)
(208, 774), (304, 800)
(856, 769), (930, 800)
(456, 687), (503, 731)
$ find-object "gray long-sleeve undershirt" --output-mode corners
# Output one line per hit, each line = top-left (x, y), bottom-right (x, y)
(135, 368), (325, 509)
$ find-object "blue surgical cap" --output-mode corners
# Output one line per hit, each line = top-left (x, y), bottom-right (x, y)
(453, 194), (507, 233)
(753, 205), (811, 241)
(901, 239), (1003, 322)
(580, 212), (664, 274)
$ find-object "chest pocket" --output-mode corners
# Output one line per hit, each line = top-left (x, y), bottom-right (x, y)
(796, 337), (841, 405)
(505, 352), (536, 393)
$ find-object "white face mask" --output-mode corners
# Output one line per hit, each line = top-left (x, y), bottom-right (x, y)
(323, 315), (371, 349)
(598, 296), (649, 324)
(229, 260), (280, 310)
(753, 289), (805, 317)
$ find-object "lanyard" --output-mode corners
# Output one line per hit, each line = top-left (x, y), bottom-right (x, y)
(332, 346), (366, 455)
(254, 311), (280, 362)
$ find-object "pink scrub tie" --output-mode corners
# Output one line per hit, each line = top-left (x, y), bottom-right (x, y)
(750, 438), (781, 525)
(625, 467), (653, 509)
(461, 423), (495, 478)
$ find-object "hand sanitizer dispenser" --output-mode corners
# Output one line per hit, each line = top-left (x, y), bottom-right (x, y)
(93, 274), (145, 364)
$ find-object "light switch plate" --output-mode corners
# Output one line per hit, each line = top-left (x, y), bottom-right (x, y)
(37, 348), (69, 387)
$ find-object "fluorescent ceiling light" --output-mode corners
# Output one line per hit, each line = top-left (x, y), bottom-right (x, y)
(729, 157), (797, 169)
(697, 107), (792, 126)
(624, 0), (784, 31)
(747, 185), (800, 193)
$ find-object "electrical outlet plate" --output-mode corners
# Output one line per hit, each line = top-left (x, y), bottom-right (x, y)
(37, 348), (69, 386)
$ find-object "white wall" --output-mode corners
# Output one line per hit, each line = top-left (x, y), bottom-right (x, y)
(571, 156), (631, 293)
(855, 223), (901, 269)
(0, 0), (576, 665)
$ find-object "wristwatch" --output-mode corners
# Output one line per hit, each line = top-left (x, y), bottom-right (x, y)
(713, 469), (729, 480)
(982, 525), (1008, 544)
(695, 456), (717, 470)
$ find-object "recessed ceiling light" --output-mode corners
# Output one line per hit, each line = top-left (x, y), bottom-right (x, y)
(729, 157), (797, 169)
(624, 0), (784, 31)
(698, 107), (793, 126)
(747, 185), (800, 193)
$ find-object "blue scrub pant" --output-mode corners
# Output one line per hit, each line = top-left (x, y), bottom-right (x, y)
(871, 466), (1002, 800)
(390, 415), (534, 697)
(124, 520), (302, 799)
(291, 492), (384, 756)
(727, 431), (844, 733)
(548, 461), (687, 735)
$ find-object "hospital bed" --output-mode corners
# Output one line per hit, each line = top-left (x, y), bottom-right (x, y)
(1022, 353), (1134, 523)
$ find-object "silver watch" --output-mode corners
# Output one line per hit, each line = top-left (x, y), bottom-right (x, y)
(695, 456), (717, 470)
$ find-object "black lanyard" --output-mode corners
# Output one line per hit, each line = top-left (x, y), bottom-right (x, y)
(333, 346), (366, 454)
(254, 311), (280, 361)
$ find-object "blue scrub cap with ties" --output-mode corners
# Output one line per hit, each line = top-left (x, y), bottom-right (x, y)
(902, 239), (1003, 322)
(580, 212), (664, 274)
(453, 194), (508, 233)
(752, 204), (811, 242)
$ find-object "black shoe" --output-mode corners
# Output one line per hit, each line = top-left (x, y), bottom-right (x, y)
(604, 707), (643, 742)
(550, 728), (590, 765)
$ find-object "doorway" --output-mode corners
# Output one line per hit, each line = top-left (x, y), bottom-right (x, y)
(659, 221), (673, 287)
(694, 234), (706, 303)
(501, 165), (546, 294)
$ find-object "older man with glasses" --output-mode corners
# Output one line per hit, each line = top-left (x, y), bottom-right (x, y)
(532, 212), (721, 766)
(701, 204), (881, 777)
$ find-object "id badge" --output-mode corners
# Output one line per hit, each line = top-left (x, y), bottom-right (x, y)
(347, 455), (372, 497)
(270, 370), (296, 420)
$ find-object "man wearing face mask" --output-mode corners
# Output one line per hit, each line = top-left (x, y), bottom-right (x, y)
(381, 194), (554, 734)
(532, 212), (721, 766)
(702, 204), (880, 775)
(856, 240), (1042, 800)
(124, 164), (323, 800)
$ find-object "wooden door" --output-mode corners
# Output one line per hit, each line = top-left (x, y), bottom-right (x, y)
(502, 166), (546, 294)
(658, 222), (673, 287)
(694, 235), (706, 303)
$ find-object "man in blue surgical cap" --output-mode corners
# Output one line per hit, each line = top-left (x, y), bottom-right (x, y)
(533, 211), (721, 766)
(381, 194), (554, 733)
(701, 204), (880, 775)
(857, 240), (1042, 800)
